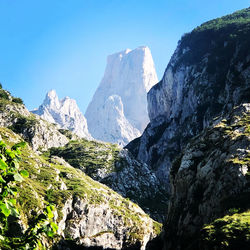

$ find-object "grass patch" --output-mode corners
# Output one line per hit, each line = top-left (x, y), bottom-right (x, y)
(202, 211), (250, 249)
(44, 139), (121, 180)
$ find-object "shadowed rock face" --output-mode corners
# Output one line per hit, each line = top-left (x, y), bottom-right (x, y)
(85, 46), (158, 146)
(126, 8), (250, 190)
(164, 103), (250, 249)
(141, 8), (250, 250)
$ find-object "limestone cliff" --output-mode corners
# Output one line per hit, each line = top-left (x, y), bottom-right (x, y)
(126, 8), (250, 190)
(85, 46), (158, 146)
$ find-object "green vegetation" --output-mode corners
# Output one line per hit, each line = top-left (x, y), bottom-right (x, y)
(0, 141), (27, 241)
(194, 8), (250, 33)
(58, 129), (78, 140)
(217, 112), (250, 139)
(44, 139), (121, 180)
(0, 88), (24, 107)
(202, 211), (250, 249)
(0, 140), (58, 249)
(12, 97), (24, 104)
(0, 89), (9, 100)
(153, 221), (163, 236)
(178, 7), (250, 67)
(9, 114), (37, 134)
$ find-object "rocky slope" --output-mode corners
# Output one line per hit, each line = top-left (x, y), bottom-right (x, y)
(0, 127), (161, 249)
(0, 87), (166, 223)
(32, 90), (92, 140)
(85, 46), (158, 146)
(163, 103), (250, 249)
(45, 138), (167, 222)
(126, 8), (250, 190)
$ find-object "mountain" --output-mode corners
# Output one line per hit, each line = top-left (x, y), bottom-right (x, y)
(1, 7), (249, 250)
(140, 7), (250, 250)
(0, 86), (162, 249)
(32, 90), (92, 140)
(1, 86), (166, 222)
(85, 46), (158, 146)
(127, 8), (250, 190)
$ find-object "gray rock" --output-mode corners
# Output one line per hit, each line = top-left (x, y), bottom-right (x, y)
(164, 104), (250, 249)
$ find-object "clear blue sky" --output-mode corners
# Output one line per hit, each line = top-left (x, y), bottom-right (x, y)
(0, 0), (249, 113)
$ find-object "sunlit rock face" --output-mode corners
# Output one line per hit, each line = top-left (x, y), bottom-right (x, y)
(85, 46), (158, 146)
(32, 90), (92, 140)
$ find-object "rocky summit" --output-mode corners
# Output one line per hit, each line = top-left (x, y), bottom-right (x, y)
(85, 46), (158, 146)
(32, 90), (92, 140)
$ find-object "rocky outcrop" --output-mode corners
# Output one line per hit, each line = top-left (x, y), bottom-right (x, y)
(126, 8), (250, 189)
(163, 103), (250, 249)
(56, 194), (156, 250)
(0, 89), (69, 151)
(32, 90), (92, 140)
(101, 149), (168, 222)
(85, 46), (158, 146)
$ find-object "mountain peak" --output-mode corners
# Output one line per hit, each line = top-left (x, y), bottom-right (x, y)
(32, 90), (92, 139)
(85, 46), (158, 146)
(43, 89), (60, 109)
(47, 89), (57, 98)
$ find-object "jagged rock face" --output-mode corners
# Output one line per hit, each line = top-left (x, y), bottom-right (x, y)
(57, 195), (157, 250)
(85, 46), (158, 146)
(101, 149), (168, 222)
(127, 8), (250, 188)
(164, 104), (250, 250)
(32, 90), (92, 140)
(0, 91), (69, 151)
(20, 118), (69, 151)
